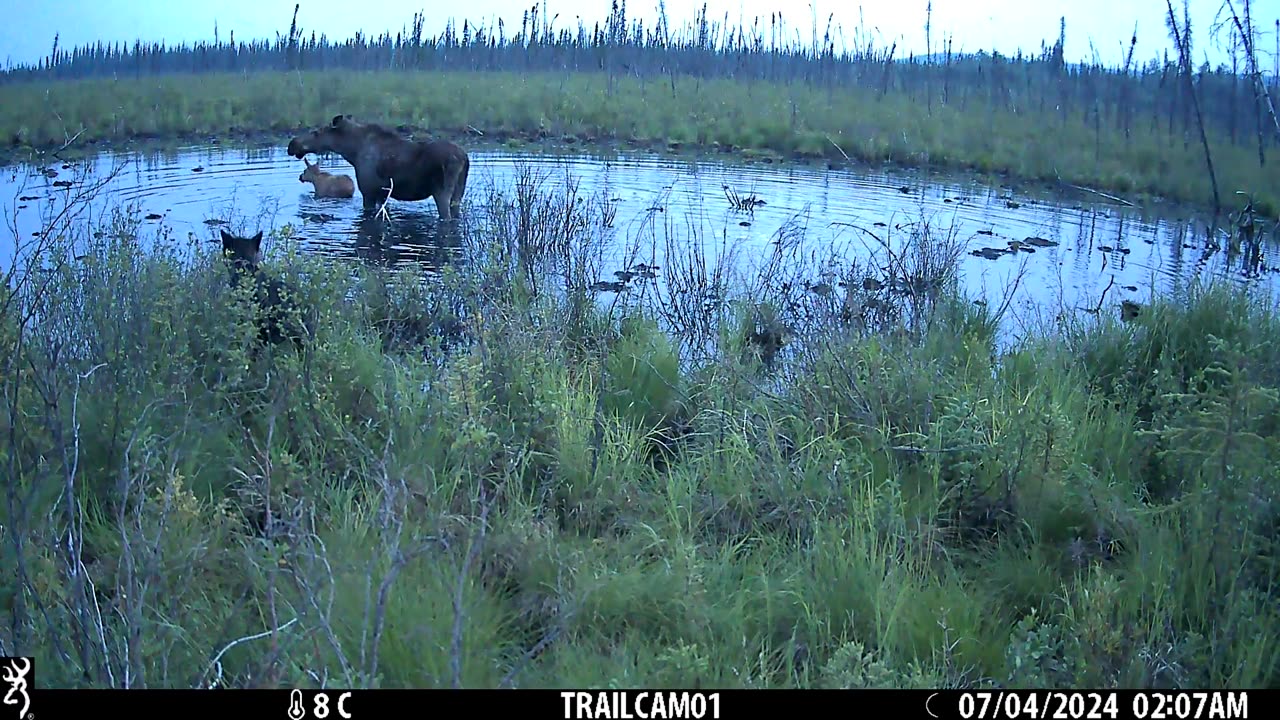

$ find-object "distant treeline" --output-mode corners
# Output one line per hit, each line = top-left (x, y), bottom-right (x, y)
(5, 1), (1279, 161)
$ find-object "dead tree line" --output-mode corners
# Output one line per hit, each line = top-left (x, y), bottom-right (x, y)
(4, 1), (1276, 163)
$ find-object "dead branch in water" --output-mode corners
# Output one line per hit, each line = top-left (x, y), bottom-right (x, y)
(826, 135), (851, 161)
(1060, 179), (1136, 207)
(375, 178), (394, 222)
(47, 129), (86, 160)
(39, 104), (86, 160)
(723, 185), (765, 215)
(1088, 274), (1117, 315)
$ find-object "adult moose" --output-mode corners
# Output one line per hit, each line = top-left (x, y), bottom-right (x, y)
(286, 114), (470, 220)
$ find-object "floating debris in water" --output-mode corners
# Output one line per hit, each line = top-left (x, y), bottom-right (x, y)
(203, 218), (229, 226)
(898, 186), (912, 194)
(1122, 285), (1138, 292)
(591, 280), (628, 293)
(1005, 200), (1022, 209)
(614, 264), (658, 282)
(192, 166), (204, 172)
(873, 222), (887, 227)
(971, 247), (1008, 260)
(145, 213), (162, 220)
(1022, 236), (1058, 247)
(18, 195), (39, 201)
(52, 180), (73, 188)
(739, 221), (751, 227)
(977, 229), (994, 236)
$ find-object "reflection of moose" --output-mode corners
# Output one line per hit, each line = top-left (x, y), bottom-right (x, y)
(2, 657), (31, 719)
(287, 114), (470, 219)
(298, 158), (355, 199)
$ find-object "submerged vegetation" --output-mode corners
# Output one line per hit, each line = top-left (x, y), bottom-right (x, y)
(2, 1), (1279, 212)
(2, 165), (1278, 688)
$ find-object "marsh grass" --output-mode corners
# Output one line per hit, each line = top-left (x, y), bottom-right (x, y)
(3, 69), (1279, 214)
(2, 168), (1278, 689)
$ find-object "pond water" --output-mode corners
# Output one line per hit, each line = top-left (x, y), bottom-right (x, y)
(3, 139), (1276, 341)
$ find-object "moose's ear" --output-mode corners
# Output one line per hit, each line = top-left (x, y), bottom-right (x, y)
(220, 229), (234, 245)
(331, 114), (346, 127)
(250, 231), (263, 250)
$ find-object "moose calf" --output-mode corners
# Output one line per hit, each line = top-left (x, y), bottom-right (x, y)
(298, 158), (356, 199)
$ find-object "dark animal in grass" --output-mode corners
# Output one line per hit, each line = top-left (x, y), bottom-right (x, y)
(298, 158), (355, 199)
(286, 114), (470, 219)
(220, 229), (313, 350)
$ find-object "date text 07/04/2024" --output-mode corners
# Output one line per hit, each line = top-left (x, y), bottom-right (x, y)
(955, 691), (1249, 720)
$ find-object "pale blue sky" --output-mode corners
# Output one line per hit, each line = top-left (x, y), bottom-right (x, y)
(1, 0), (1275, 71)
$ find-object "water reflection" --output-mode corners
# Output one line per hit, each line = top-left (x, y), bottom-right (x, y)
(297, 201), (465, 270)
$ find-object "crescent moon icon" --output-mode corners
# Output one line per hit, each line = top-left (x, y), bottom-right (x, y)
(926, 692), (939, 719)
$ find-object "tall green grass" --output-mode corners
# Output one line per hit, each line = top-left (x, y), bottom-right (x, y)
(3, 69), (1278, 214)
(2, 169), (1277, 689)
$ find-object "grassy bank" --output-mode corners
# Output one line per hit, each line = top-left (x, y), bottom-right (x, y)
(3, 171), (1279, 689)
(2, 69), (1277, 215)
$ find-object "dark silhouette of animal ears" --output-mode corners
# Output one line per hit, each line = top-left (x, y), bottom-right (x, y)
(331, 114), (349, 127)
(220, 229), (263, 251)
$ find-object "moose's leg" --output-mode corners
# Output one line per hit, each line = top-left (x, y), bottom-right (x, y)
(360, 185), (380, 211)
(451, 156), (470, 216)
(433, 191), (452, 221)
(358, 171), (387, 212)
(433, 160), (463, 221)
